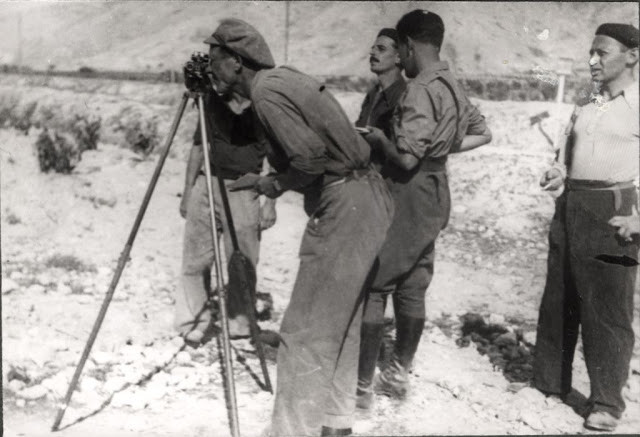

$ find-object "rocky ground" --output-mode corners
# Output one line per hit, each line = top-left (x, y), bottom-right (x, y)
(2, 91), (639, 436)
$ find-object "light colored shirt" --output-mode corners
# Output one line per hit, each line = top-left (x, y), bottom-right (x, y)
(568, 81), (639, 182)
(393, 61), (487, 160)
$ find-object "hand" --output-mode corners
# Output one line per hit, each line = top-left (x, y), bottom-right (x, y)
(608, 206), (640, 241)
(179, 188), (191, 218)
(540, 168), (564, 191)
(362, 126), (386, 149)
(255, 176), (283, 199)
(260, 198), (277, 230)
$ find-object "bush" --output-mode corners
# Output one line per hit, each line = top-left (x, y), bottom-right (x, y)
(44, 253), (96, 273)
(35, 129), (82, 173)
(0, 90), (38, 133)
(110, 106), (160, 155)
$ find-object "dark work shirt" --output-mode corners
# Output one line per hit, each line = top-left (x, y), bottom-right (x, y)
(394, 61), (487, 159)
(356, 77), (406, 168)
(251, 66), (371, 177)
(193, 91), (265, 180)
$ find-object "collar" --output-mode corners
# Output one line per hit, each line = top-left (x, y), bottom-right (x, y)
(378, 77), (407, 106)
(414, 60), (450, 84)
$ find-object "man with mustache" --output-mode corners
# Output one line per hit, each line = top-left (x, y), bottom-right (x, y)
(534, 23), (639, 432)
(205, 18), (394, 437)
(358, 9), (492, 408)
(354, 28), (406, 410)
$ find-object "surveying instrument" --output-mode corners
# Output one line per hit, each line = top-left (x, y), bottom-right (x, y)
(51, 52), (272, 437)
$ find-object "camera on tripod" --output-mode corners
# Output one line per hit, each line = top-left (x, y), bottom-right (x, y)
(183, 51), (212, 93)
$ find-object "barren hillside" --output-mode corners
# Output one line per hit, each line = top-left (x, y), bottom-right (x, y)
(0, 1), (638, 77)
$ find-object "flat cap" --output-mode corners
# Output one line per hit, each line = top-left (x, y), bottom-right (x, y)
(595, 23), (639, 48)
(204, 18), (275, 69)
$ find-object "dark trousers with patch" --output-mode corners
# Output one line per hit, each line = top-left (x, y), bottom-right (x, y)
(534, 185), (639, 417)
(271, 173), (393, 436)
(363, 169), (450, 323)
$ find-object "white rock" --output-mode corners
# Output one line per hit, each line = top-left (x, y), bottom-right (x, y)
(103, 376), (128, 393)
(488, 313), (506, 325)
(520, 410), (544, 431)
(92, 350), (114, 365)
(10, 271), (24, 280)
(80, 376), (101, 393)
(176, 376), (198, 390)
(41, 375), (68, 396)
(8, 379), (26, 393)
(15, 398), (26, 408)
(2, 278), (19, 294)
(18, 384), (48, 400)
(175, 351), (192, 365)
(27, 284), (46, 294)
(57, 283), (73, 295)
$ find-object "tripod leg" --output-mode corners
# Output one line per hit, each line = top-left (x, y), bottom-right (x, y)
(197, 95), (241, 437)
(51, 92), (190, 432)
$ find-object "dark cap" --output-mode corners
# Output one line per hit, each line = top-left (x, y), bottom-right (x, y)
(396, 9), (445, 48)
(204, 18), (275, 69)
(377, 28), (399, 44)
(595, 23), (639, 48)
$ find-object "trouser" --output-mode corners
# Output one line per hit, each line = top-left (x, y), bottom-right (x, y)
(534, 185), (639, 418)
(271, 171), (393, 436)
(174, 174), (261, 335)
(364, 170), (450, 323)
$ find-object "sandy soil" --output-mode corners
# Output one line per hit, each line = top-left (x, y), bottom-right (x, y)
(1, 90), (639, 436)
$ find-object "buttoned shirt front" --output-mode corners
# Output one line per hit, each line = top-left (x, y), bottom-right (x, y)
(356, 77), (406, 139)
(393, 61), (487, 160)
(568, 81), (639, 183)
(251, 66), (371, 176)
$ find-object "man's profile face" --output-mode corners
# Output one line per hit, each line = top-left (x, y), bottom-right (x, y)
(398, 39), (418, 78)
(208, 45), (238, 96)
(589, 35), (630, 85)
(369, 36), (401, 75)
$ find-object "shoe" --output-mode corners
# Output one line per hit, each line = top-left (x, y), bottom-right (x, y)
(320, 426), (352, 436)
(373, 359), (409, 399)
(356, 385), (373, 410)
(584, 411), (618, 432)
(228, 315), (251, 339)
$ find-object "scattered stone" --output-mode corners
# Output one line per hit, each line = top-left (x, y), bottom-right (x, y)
(27, 284), (46, 294)
(2, 278), (19, 294)
(92, 350), (114, 365)
(488, 314), (506, 325)
(15, 398), (26, 408)
(507, 382), (528, 393)
(522, 331), (536, 346)
(171, 336), (185, 348)
(175, 351), (192, 365)
(18, 384), (48, 400)
(519, 410), (544, 431)
(8, 379), (26, 393)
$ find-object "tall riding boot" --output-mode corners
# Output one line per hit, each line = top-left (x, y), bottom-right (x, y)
(356, 322), (386, 409)
(374, 316), (425, 399)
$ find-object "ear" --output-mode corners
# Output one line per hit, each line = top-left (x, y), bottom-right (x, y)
(406, 36), (416, 54)
(625, 47), (639, 67)
(232, 53), (243, 73)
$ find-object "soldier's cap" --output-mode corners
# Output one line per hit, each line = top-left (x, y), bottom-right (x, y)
(595, 23), (639, 48)
(377, 28), (399, 44)
(204, 18), (275, 69)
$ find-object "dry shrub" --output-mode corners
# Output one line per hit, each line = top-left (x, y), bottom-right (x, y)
(32, 103), (102, 173)
(109, 105), (160, 156)
(0, 90), (38, 134)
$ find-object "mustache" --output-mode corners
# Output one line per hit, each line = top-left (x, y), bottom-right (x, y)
(369, 56), (380, 63)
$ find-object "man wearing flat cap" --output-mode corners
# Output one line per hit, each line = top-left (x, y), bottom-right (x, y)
(357, 9), (492, 408)
(535, 22), (639, 432)
(206, 18), (393, 437)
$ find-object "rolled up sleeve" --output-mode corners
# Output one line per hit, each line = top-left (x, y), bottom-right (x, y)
(394, 86), (437, 159)
(254, 97), (327, 175)
(465, 103), (488, 135)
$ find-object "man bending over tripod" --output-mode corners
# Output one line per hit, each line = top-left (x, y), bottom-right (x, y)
(174, 86), (276, 345)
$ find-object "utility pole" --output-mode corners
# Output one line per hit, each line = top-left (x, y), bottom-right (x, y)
(284, 1), (290, 65)
(16, 12), (23, 72)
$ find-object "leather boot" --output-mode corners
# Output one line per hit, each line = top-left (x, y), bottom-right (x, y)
(374, 316), (425, 399)
(320, 426), (352, 436)
(356, 322), (385, 410)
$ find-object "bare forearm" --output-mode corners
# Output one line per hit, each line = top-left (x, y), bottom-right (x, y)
(455, 132), (492, 153)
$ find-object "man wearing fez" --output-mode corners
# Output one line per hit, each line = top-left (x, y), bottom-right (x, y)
(535, 23), (639, 432)
(357, 9), (492, 408)
(205, 18), (393, 437)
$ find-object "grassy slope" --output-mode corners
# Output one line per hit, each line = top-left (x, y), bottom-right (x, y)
(0, 1), (638, 76)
